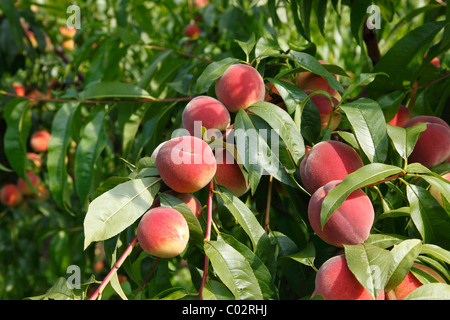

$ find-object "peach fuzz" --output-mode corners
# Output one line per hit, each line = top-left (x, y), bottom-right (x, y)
(17, 172), (41, 195)
(308, 180), (374, 247)
(387, 105), (412, 127)
(214, 148), (250, 197)
(0, 184), (23, 207)
(300, 140), (364, 195)
(403, 116), (450, 168)
(296, 60), (339, 97)
(386, 263), (446, 300)
(182, 96), (231, 137)
(155, 136), (216, 193)
(312, 255), (385, 300)
(429, 172), (450, 207)
(184, 24), (201, 39)
(137, 207), (189, 258)
(30, 130), (51, 153)
(215, 64), (265, 113)
(305, 90), (341, 132)
(152, 190), (203, 218)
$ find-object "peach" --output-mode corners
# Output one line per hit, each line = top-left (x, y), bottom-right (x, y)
(296, 60), (339, 97)
(0, 184), (23, 207)
(59, 26), (77, 39)
(312, 255), (385, 300)
(155, 136), (216, 193)
(62, 39), (75, 50)
(403, 116), (450, 168)
(215, 64), (265, 113)
(151, 141), (167, 158)
(184, 24), (201, 39)
(429, 172), (450, 206)
(308, 180), (374, 247)
(12, 83), (25, 96)
(387, 105), (412, 127)
(214, 147), (249, 197)
(386, 263), (446, 300)
(27, 152), (42, 168)
(152, 190), (203, 218)
(34, 184), (50, 201)
(17, 172), (41, 195)
(182, 96), (231, 137)
(194, 0), (209, 8)
(30, 130), (51, 153)
(137, 207), (189, 258)
(305, 90), (341, 132)
(300, 140), (364, 194)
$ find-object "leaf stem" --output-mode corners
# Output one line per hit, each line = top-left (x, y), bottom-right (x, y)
(88, 236), (138, 300)
(199, 180), (214, 300)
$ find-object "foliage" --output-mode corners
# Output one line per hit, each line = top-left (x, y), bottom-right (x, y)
(0, 0), (449, 300)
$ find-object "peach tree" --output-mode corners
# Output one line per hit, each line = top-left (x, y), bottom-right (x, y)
(0, 0), (449, 300)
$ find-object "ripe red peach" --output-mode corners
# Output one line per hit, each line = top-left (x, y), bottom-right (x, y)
(137, 207), (189, 258)
(0, 184), (23, 207)
(387, 105), (412, 127)
(152, 190), (203, 218)
(215, 64), (266, 113)
(296, 60), (339, 98)
(184, 24), (201, 39)
(386, 263), (446, 300)
(182, 96), (231, 137)
(300, 140), (364, 194)
(214, 147), (249, 197)
(17, 172), (41, 195)
(305, 90), (341, 132)
(30, 130), (51, 153)
(155, 136), (216, 193)
(429, 172), (450, 207)
(403, 116), (450, 168)
(312, 255), (385, 300)
(12, 83), (26, 96)
(308, 180), (374, 247)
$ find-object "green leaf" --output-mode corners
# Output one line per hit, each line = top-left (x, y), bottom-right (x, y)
(235, 33), (256, 62)
(195, 57), (238, 94)
(266, 78), (307, 114)
(369, 20), (447, 97)
(74, 105), (108, 207)
(340, 99), (389, 163)
(81, 82), (154, 100)
(215, 185), (276, 274)
(282, 51), (344, 94)
(286, 241), (316, 268)
(248, 101), (305, 165)
(47, 102), (81, 211)
(320, 163), (404, 228)
(421, 244), (450, 265)
(406, 184), (450, 244)
(218, 233), (278, 299)
(365, 234), (407, 249)
(421, 175), (450, 207)
(83, 177), (161, 249)
(201, 280), (234, 300)
(344, 243), (392, 300)
(2, 98), (31, 181)
(404, 283), (450, 300)
(159, 193), (204, 245)
(385, 239), (422, 292)
(387, 123), (427, 160)
(204, 240), (263, 300)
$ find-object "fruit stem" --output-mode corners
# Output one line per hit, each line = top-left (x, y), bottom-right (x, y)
(199, 180), (214, 300)
(88, 236), (138, 300)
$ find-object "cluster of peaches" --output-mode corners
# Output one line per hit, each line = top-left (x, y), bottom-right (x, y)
(0, 130), (51, 208)
(136, 58), (450, 300)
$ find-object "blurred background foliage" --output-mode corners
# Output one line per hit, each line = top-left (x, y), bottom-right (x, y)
(0, 0), (448, 299)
